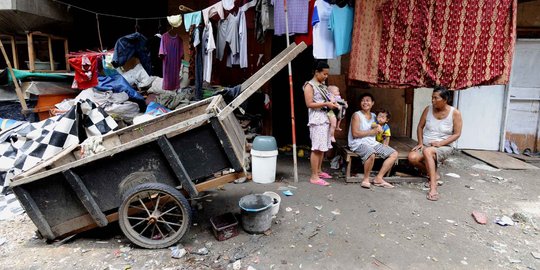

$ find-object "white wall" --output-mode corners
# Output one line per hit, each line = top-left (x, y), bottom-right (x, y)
(456, 85), (506, 150)
(412, 88), (432, 141)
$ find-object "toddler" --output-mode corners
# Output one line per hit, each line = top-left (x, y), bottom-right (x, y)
(327, 85), (348, 143)
(372, 109), (391, 145)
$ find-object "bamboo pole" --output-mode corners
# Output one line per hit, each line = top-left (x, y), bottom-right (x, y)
(0, 39), (28, 111)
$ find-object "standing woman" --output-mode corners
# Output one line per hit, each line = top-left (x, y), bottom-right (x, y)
(303, 62), (338, 186)
(408, 86), (463, 201)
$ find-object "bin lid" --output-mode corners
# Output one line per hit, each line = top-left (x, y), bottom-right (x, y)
(252, 136), (277, 151)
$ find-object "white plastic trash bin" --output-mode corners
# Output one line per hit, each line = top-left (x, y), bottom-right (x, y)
(251, 136), (278, 184)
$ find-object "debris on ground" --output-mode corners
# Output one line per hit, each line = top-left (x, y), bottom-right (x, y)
(314, 205), (322, 211)
(171, 245), (187, 259)
(282, 190), (293, 196)
(331, 209), (341, 215)
(495, 216), (514, 226)
(472, 211), (487, 224)
(472, 164), (501, 172)
(232, 260), (241, 270)
(531, 252), (540, 259)
(445, 173), (460, 178)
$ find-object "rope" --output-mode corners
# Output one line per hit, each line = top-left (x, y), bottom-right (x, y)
(52, 0), (168, 20)
(96, 14), (104, 51)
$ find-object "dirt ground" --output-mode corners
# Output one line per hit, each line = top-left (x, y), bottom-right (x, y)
(0, 152), (539, 270)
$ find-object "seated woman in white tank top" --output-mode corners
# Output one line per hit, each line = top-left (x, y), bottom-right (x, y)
(407, 86), (463, 202)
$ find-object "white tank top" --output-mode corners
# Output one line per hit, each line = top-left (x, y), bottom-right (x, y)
(423, 105), (455, 147)
(348, 111), (378, 151)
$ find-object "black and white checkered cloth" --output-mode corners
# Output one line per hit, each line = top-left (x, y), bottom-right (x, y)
(0, 99), (117, 190)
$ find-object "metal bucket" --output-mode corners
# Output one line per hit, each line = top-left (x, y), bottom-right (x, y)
(238, 194), (273, 234)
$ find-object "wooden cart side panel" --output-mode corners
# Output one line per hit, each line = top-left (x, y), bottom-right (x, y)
(116, 103), (210, 144)
(213, 98), (246, 168)
(51, 171), (247, 239)
(12, 114), (212, 186)
(103, 98), (212, 138)
(210, 118), (244, 173)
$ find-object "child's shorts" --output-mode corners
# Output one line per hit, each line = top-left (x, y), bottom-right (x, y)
(327, 110), (336, 118)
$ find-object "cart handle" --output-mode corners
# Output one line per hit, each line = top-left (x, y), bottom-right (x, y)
(217, 42), (307, 121)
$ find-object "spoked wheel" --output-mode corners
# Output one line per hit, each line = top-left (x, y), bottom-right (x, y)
(118, 183), (192, 249)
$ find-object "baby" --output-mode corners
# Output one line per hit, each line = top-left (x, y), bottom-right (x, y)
(327, 85), (348, 143)
(372, 109), (392, 146)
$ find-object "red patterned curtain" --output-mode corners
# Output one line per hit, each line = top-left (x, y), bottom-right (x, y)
(349, 0), (517, 90)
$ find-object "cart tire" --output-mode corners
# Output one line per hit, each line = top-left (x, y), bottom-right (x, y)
(118, 183), (192, 249)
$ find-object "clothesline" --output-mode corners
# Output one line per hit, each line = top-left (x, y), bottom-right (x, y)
(51, 0), (169, 20)
(66, 50), (113, 58)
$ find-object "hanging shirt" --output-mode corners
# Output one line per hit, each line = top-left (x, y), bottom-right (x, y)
(312, 0), (335, 59)
(69, 54), (99, 90)
(216, 18), (230, 61)
(295, 0), (316, 46)
(159, 32), (184, 90)
(224, 13), (240, 62)
(272, 0), (309, 36)
(329, 4), (353, 56)
(202, 2), (225, 25)
(203, 22), (216, 83)
(183, 11), (202, 32)
(227, 10), (248, 68)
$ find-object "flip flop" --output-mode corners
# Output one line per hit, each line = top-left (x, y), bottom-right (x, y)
(427, 193), (439, 201)
(310, 178), (330, 186)
(373, 182), (394, 188)
(319, 172), (333, 179)
(360, 182), (371, 189)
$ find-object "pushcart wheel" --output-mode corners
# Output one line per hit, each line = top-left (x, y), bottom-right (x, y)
(118, 183), (192, 249)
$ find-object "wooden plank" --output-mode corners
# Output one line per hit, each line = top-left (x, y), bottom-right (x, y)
(48, 36), (55, 71)
(13, 144), (79, 180)
(12, 113), (212, 186)
(63, 170), (108, 227)
(195, 172), (245, 192)
(210, 118), (244, 172)
(12, 186), (55, 239)
(9, 36), (18, 69)
(156, 136), (199, 197)
(463, 149), (539, 170)
(240, 43), (297, 90)
(218, 42), (307, 120)
(27, 32), (35, 72)
(205, 94), (224, 114)
(114, 99), (210, 144)
(346, 175), (425, 183)
(64, 39), (70, 72)
(0, 39), (28, 110)
(507, 153), (540, 163)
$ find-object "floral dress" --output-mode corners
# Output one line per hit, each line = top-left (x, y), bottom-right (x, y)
(303, 79), (332, 151)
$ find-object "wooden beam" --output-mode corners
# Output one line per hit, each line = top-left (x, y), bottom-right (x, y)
(9, 36), (18, 69)
(12, 186), (55, 239)
(156, 136), (199, 197)
(64, 39), (70, 71)
(12, 113), (213, 186)
(195, 172), (245, 192)
(0, 39), (28, 111)
(218, 42), (307, 120)
(240, 42), (297, 90)
(63, 170), (108, 227)
(27, 32), (35, 72)
(48, 36), (55, 71)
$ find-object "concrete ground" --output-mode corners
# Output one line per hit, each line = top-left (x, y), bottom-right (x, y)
(0, 152), (539, 270)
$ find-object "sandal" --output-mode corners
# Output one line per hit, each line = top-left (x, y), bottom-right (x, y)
(310, 178), (330, 186)
(319, 172), (332, 179)
(426, 193), (439, 201)
(373, 181), (394, 188)
(361, 182), (371, 189)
